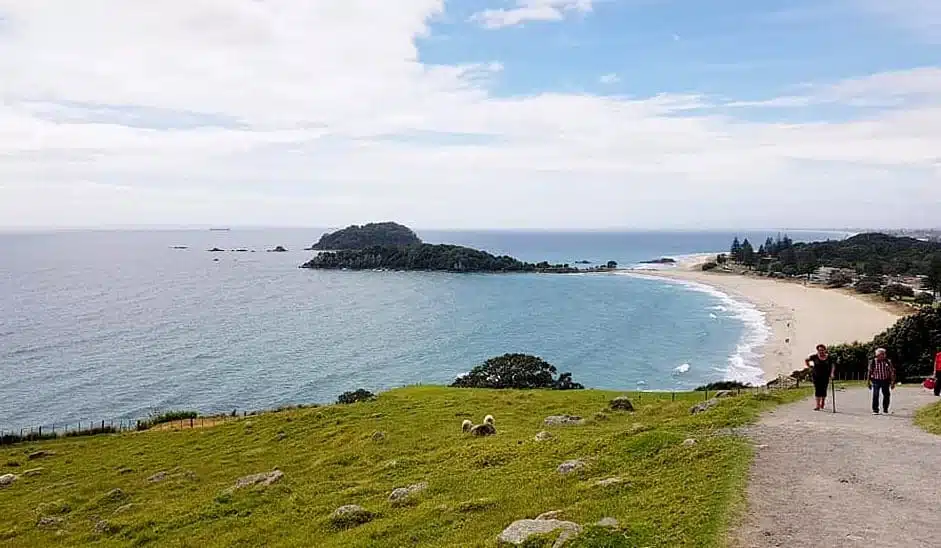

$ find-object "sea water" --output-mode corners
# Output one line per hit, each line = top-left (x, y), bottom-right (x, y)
(0, 228), (845, 429)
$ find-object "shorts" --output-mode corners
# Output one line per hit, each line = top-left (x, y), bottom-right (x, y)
(813, 376), (830, 398)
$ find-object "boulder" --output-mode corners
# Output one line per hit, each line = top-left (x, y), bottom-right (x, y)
(609, 396), (634, 411)
(714, 390), (735, 398)
(498, 519), (581, 547)
(23, 468), (43, 477)
(371, 431), (386, 442)
(36, 516), (63, 529)
(683, 438), (697, 446)
(330, 505), (373, 528)
(0, 473), (17, 488)
(104, 488), (127, 502)
(690, 399), (719, 415)
(534, 431), (553, 442)
(596, 517), (619, 529)
(148, 471), (168, 483)
(232, 469), (284, 490)
(544, 415), (585, 427)
(536, 510), (563, 521)
(389, 482), (428, 502)
(28, 450), (55, 460)
(557, 460), (585, 475)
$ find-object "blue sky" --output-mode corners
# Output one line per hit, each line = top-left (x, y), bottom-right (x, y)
(0, 0), (939, 229)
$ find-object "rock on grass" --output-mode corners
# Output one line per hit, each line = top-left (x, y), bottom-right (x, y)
(544, 415), (585, 426)
(388, 482), (428, 502)
(0, 474), (16, 489)
(233, 469), (284, 490)
(557, 460), (585, 475)
(609, 396), (634, 411)
(690, 399), (719, 415)
(330, 505), (373, 529)
(498, 518), (581, 547)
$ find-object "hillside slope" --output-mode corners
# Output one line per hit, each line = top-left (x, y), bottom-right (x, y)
(0, 387), (804, 547)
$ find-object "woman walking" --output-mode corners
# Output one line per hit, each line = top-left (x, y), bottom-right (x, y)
(806, 344), (835, 411)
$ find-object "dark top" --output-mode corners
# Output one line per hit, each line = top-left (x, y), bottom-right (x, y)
(807, 354), (833, 380)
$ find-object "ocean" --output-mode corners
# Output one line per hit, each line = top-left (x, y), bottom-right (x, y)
(0, 228), (845, 430)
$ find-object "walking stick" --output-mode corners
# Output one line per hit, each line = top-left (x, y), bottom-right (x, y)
(831, 378), (837, 413)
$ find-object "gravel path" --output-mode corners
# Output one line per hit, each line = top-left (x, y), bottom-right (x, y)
(733, 386), (941, 548)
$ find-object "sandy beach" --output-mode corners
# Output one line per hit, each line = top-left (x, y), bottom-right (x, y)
(631, 255), (902, 380)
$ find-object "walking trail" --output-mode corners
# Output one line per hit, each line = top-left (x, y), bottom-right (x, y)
(734, 386), (941, 548)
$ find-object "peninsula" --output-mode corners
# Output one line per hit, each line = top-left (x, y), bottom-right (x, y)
(300, 222), (613, 274)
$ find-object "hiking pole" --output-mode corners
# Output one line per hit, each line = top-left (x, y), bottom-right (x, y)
(831, 378), (837, 413)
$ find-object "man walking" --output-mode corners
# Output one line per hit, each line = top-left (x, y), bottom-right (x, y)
(934, 349), (941, 397)
(868, 348), (896, 414)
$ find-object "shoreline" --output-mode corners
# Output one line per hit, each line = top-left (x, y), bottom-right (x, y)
(625, 256), (901, 381)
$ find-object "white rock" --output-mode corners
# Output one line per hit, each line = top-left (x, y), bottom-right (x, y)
(683, 438), (697, 446)
(594, 477), (623, 487)
(535, 431), (554, 442)
(0, 473), (16, 488)
(389, 482), (428, 501)
(596, 517), (619, 528)
(557, 460), (585, 475)
(544, 415), (585, 427)
(498, 519), (582, 547)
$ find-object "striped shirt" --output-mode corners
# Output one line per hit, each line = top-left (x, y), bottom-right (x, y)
(869, 358), (895, 381)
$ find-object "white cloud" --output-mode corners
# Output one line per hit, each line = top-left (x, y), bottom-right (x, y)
(470, 0), (593, 29)
(599, 73), (620, 84)
(0, 1), (939, 229)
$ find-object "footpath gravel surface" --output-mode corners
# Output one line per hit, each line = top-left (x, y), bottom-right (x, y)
(734, 386), (941, 548)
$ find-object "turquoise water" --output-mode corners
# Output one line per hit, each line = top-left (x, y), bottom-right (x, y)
(0, 229), (845, 430)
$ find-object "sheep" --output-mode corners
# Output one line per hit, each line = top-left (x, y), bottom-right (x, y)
(483, 414), (495, 426)
(461, 419), (473, 433)
(470, 423), (496, 437)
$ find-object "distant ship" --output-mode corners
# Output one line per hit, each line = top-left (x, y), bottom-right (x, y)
(209, 228), (231, 232)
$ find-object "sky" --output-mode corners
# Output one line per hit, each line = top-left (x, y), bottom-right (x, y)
(0, 0), (939, 230)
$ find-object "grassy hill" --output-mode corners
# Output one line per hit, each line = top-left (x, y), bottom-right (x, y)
(0, 387), (805, 547)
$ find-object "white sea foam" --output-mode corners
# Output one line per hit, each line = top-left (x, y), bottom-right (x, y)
(709, 313), (718, 319)
(620, 272), (769, 386)
(673, 363), (690, 374)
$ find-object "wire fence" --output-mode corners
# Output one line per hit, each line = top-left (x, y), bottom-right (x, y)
(0, 412), (250, 447)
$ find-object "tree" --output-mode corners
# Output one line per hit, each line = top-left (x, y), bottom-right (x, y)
(606, 260), (618, 269)
(337, 389), (376, 404)
(926, 254), (941, 296)
(716, 253), (728, 265)
(764, 237), (775, 256)
(741, 239), (757, 267)
(914, 292), (935, 306)
(730, 237), (743, 262)
(855, 280), (882, 294)
(450, 354), (583, 390)
(881, 283), (915, 302)
(795, 249), (819, 279)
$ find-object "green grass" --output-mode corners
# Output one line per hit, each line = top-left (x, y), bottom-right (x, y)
(0, 387), (807, 547)
(915, 400), (941, 435)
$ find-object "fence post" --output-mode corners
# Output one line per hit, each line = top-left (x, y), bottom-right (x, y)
(672, 392), (675, 401)
(190, 417), (194, 428)
(38, 426), (42, 436)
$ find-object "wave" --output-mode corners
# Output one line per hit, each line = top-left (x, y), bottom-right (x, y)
(619, 272), (769, 386)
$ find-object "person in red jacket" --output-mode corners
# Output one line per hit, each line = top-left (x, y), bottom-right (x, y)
(934, 350), (941, 397)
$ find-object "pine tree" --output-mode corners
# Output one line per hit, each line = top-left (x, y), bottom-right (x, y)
(730, 237), (742, 262)
(741, 239), (757, 267)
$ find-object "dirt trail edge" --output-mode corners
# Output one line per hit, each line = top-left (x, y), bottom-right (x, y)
(733, 386), (941, 548)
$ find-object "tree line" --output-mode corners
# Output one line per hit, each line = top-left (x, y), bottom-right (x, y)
(722, 233), (941, 296)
